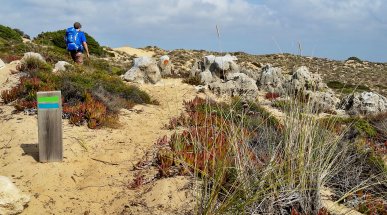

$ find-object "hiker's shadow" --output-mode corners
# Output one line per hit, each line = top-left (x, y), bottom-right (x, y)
(21, 143), (39, 162)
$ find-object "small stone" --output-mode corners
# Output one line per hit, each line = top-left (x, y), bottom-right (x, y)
(0, 176), (30, 215)
(54, 61), (71, 72)
(0, 59), (5, 69)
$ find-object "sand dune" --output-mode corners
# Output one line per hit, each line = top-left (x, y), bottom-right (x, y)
(113, 46), (154, 57)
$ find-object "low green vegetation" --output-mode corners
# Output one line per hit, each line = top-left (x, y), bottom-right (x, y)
(183, 75), (201, 85)
(347, 56), (363, 63)
(33, 30), (107, 56)
(0, 24), (29, 62)
(0, 24), (23, 42)
(0, 50), (153, 129)
(327, 80), (370, 94)
(319, 116), (379, 138)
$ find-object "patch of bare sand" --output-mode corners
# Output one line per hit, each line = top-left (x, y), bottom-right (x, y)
(0, 78), (198, 214)
(114, 46), (155, 57)
(0, 61), (20, 89)
(321, 189), (363, 215)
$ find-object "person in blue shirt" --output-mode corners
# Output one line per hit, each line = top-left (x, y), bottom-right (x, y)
(70, 22), (89, 64)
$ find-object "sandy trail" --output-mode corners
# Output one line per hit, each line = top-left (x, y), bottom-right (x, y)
(0, 75), (198, 214)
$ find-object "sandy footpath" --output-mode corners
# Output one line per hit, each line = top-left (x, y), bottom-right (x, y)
(0, 70), (198, 214)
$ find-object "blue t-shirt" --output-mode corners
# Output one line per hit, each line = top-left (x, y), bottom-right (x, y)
(76, 31), (86, 52)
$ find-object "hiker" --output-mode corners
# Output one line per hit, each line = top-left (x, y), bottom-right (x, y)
(65, 22), (89, 64)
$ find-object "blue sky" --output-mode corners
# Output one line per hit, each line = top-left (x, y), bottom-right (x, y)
(1, 0), (386, 62)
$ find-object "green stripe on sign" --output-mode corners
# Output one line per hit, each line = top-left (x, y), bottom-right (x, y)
(38, 96), (59, 103)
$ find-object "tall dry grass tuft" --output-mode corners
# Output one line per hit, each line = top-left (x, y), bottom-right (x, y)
(166, 95), (386, 214)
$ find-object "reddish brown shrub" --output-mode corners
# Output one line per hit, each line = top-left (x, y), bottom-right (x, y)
(158, 97), (256, 178)
(1, 87), (21, 104)
(357, 192), (387, 214)
(265, 92), (280, 100)
(14, 99), (37, 111)
(2, 55), (22, 63)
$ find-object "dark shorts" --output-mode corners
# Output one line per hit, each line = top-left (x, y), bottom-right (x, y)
(70, 51), (83, 64)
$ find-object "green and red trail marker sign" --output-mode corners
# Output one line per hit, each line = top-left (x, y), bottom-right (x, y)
(37, 91), (63, 162)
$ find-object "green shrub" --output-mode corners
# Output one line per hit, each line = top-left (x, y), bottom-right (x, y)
(13, 28), (30, 39)
(183, 76), (201, 86)
(319, 116), (378, 138)
(0, 25), (23, 42)
(327, 81), (370, 94)
(347, 56), (362, 63)
(0, 37), (39, 62)
(18, 55), (52, 73)
(354, 119), (378, 137)
(1, 57), (153, 128)
(33, 30), (107, 56)
(327, 81), (345, 89)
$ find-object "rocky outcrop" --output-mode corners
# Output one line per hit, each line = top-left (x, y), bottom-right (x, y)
(21, 52), (46, 63)
(190, 60), (204, 78)
(209, 73), (258, 99)
(0, 176), (30, 215)
(286, 66), (328, 92)
(212, 54), (240, 79)
(257, 65), (342, 113)
(122, 56), (161, 84)
(199, 54), (239, 79)
(0, 59), (5, 69)
(339, 92), (387, 115)
(240, 68), (261, 82)
(258, 65), (285, 94)
(190, 55), (258, 99)
(54, 61), (71, 72)
(123, 67), (144, 84)
(203, 55), (215, 69)
(199, 70), (213, 85)
(158, 55), (173, 76)
(306, 91), (340, 113)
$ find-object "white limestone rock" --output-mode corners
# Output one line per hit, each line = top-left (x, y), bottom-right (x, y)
(0, 176), (30, 215)
(54, 61), (71, 72)
(339, 92), (387, 115)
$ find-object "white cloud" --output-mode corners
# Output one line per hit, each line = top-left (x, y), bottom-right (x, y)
(0, 0), (386, 61)
(266, 0), (385, 30)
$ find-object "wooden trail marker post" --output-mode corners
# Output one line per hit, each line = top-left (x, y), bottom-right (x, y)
(37, 91), (63, 162)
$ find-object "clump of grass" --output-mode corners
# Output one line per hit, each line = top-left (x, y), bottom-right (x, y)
(272, 100), (292, 111)
(18, 55), (52, 73)
(156, 95), (386, 214)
